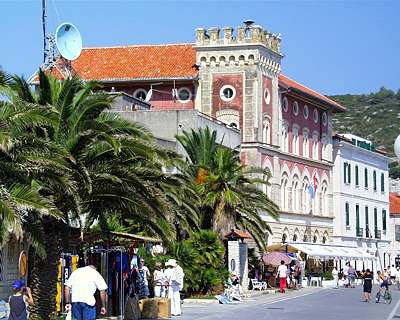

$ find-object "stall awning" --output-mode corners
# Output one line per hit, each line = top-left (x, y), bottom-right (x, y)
(267, 242), (376, 261)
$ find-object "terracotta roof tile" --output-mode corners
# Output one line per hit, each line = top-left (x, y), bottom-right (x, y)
(279, 74), (345, 112)
(32, 43), (342, 111)
(60, 43), (197, 81)
(390, 192), (400, 215)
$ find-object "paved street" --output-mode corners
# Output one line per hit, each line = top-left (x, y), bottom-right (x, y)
(181, 286), (400, 320)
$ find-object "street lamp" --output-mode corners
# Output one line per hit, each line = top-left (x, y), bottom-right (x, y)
(395, 134), (400, 160)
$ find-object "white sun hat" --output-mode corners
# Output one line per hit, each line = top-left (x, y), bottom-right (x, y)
(166, 258), (177, 267)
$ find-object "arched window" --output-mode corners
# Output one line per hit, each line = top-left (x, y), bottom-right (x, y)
(291, 175), (300, 212)
(263, 117), (271, 144)
(322, 236), (327, 244)
(321, 181), (328, 216)
(282, 233), (287, 243)
(312, 132), (319, 160)
(293, 234), (298, 242)
(263, 167), (273, 199)
(301, 177), (310, 214)
(281, 122), (289, 152)
(313, 235), (318, 243)
(302, 129), (309, 158)
(321, 134), (328, 160)
(280, 174), (289, 211)
(292, 126), (299, 155)
(303, 234), (308, 242)
(312, 178), (319, 215)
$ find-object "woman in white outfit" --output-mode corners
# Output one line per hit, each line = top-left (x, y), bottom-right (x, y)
(153, 262), (166, 297)
(165, 259), (184, 316)
(332, 267), (339, 289)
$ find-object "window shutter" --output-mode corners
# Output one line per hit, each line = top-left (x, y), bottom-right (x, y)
(348, 164), (351, 184)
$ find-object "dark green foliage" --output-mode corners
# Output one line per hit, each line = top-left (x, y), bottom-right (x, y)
(389, 161), (400, 179)
(331, 87), (400, 159)
(176, 127), (279, 250)
(136, 230), (228, 296)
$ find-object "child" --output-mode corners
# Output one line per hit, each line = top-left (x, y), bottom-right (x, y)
(362, 269), (373, 303)
(8, 280), (33, 320)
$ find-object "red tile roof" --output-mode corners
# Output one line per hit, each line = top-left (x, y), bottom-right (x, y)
(390, 192), (400, 215)
(59, 43), (197, 81)
(33, 43), (343, 110)
(279, 74), (345, 112)
(224, 229), (252, 239)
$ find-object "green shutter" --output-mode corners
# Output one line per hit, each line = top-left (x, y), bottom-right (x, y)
(383, 209), (387, 231)
(373, 171), (377, 191)
(356, 205), (360, 230)
(348, 164), (351, 184)
(343, 163), (347, 183)
(381, 173), (385, 192)
(345, 203), (350, 226)
(374, 208), (378, 230)
(365, 168), (368, 188)
(355, 165), (359, 186)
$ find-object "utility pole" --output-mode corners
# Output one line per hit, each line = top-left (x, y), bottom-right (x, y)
(42, 0), (47, 63)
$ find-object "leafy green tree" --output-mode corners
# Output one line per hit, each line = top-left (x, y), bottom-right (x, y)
(177, 127), (279, 250)
(3, 69), (198, 318)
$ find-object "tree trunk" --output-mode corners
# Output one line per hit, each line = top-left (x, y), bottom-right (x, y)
(29, 217), (62, 320)
(212, 199), (232, 239)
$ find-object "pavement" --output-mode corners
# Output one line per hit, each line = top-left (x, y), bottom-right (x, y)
(180, 286), (400, 320)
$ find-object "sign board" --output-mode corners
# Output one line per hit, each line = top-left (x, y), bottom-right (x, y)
(18, 251), (28, 278)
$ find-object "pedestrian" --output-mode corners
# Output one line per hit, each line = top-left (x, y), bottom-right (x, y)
(362, 269), (373, 303)
(375, 270), (388, 303)
(343, 263), (349, 287)
(276, 260), (288, 293)
(348, 265), (356, 288)
(390, 265), (397, 284)
(8, 280), (33, 320)
(153, 262), (166, 298)
(332, 267), (339, 289)
(138, 258), (150, 298)
(165, 259), (184, 316)
(64, 262), (108, 320)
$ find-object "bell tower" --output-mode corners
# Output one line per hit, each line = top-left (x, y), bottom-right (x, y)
(194, 22), (283, 144)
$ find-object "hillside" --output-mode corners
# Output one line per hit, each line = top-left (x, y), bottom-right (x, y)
(330, 88), (400, 178)
(331, 87), (400, 155)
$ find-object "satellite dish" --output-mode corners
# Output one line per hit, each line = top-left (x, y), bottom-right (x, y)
(395, 134), (400, 160)
(55, 22), (82, 61)
(145, 89), (153, 102)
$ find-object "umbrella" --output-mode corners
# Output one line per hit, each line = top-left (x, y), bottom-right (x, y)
(262, 252), (292, 266)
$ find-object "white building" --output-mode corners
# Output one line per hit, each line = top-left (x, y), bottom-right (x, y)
(388, 192), (400, 267)
(332, 134), (391, 272)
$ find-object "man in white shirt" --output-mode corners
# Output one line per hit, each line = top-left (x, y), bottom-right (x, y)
(64, 264), (108, 320)
(390, 265), (397, 282)
(276, 260), (288, 293)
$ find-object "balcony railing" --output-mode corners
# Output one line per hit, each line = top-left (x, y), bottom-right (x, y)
(356, 228), (363, 237)
(375, 229), (382, 239)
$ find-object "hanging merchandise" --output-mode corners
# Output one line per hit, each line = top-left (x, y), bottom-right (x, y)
(56, 254), (79, 312)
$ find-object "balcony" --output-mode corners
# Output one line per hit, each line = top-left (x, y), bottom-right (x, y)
(356, 228), (363, 237)
(375, 229), (382, 239)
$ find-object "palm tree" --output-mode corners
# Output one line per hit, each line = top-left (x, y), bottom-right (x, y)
(5, 70), (199, 318)
(177, 127), (279, 250)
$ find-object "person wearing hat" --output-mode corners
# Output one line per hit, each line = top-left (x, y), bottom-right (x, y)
(8, 280), (33, 320)
(164, 259), (184, 316)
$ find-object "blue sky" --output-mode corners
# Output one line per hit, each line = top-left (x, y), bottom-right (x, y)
(1, 0), (399, 95)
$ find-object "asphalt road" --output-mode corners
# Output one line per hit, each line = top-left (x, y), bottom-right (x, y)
(180, 286), (400, 320)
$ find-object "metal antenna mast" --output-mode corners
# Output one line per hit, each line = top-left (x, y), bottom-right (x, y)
(42, 0), (47, 63)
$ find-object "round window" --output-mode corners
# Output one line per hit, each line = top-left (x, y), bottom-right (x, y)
(282, 97), (288, 112)
(303, 105), (309, 119)
(220, 85), (236, 102)
(264, 88), (271, 105)
(313, 109), (319, 123)
(133, 89), (147, 100)
(293, 101), (299, 116)
(177, 87), (192, 103)
(322, 112), (328, 127)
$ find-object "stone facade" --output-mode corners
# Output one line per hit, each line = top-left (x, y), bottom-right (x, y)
(0, 240), (28, 300)
(194, 24), (338, 248)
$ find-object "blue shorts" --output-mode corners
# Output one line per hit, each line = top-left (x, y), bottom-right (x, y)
(72, 302), (96, 320)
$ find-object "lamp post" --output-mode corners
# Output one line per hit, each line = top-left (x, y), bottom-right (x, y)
(395, 134), (400, 160)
